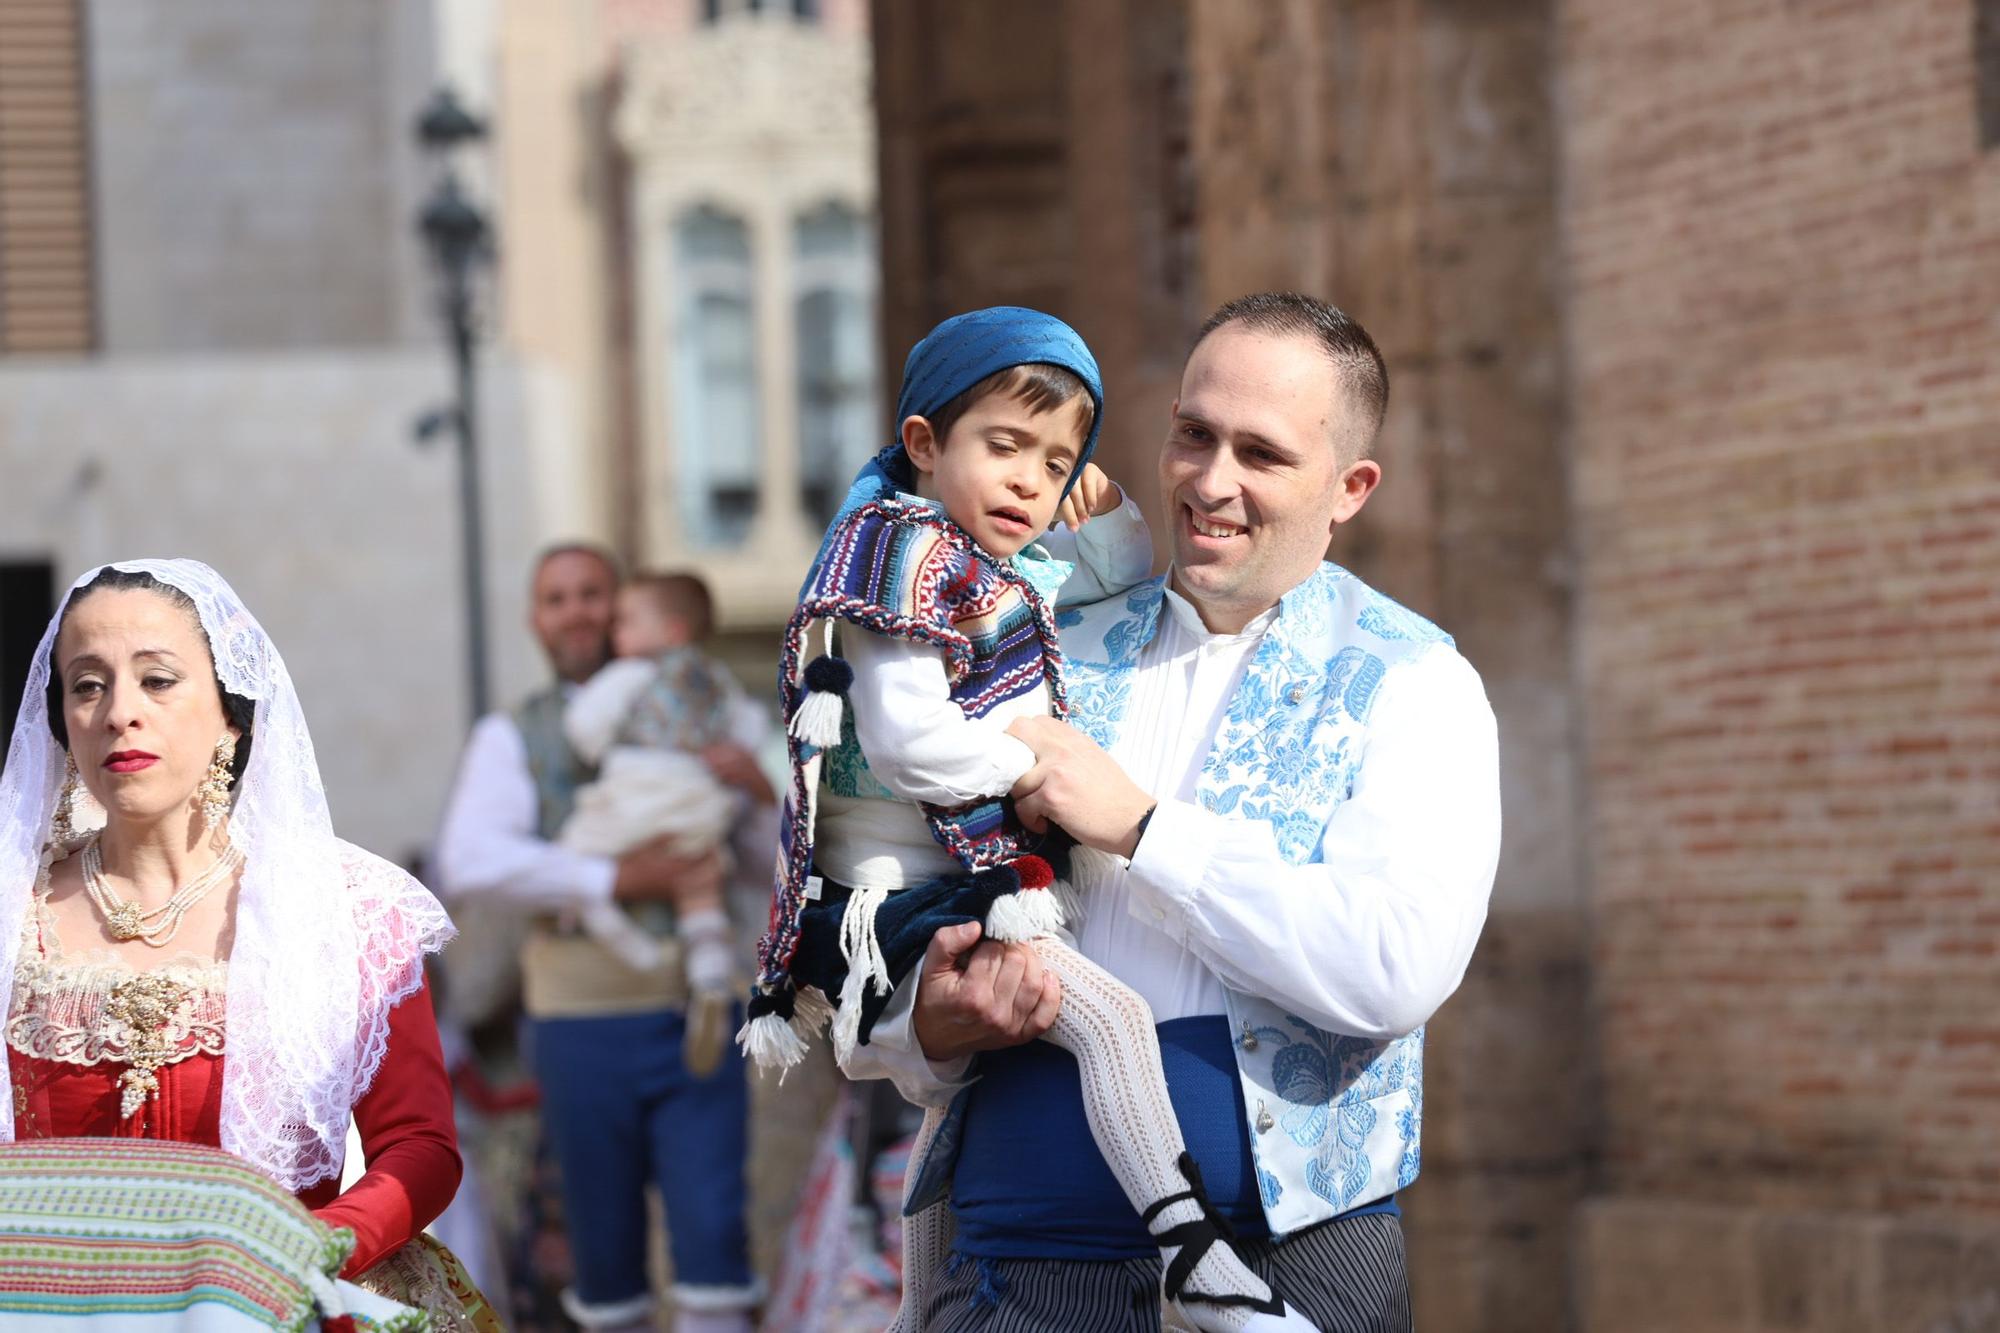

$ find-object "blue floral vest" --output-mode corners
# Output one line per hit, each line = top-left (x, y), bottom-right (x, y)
(1057, 565), (1454, 1235)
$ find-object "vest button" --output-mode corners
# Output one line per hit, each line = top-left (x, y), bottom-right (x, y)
(1240, 1024), (1259, 1052)
(1255, 1102), (1275, 1134)
(1286, 683), (1307, 705)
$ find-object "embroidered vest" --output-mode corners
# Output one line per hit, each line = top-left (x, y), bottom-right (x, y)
(512, 686), (593, 842)
(1058, 566), (1456, 1235)
(757, 500), (1068, 991)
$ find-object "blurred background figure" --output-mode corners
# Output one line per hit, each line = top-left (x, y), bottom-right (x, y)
(1, 0), (1996, 1329)
(434, 544), (766, 1333)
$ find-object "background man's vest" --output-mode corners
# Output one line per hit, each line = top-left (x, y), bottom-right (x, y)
(513, 685), (689, 1018)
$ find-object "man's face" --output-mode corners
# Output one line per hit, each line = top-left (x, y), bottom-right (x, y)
(530, 551), (616, 684)
(1160, 325), (1380, 631)
(908, 392), (1091, 559)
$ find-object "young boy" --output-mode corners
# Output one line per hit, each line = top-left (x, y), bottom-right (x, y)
(561, 572), (765, 1077)
(743, 308), (1318, 1333)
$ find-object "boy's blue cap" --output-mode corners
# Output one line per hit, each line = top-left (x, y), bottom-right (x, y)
(827, 306), (1105, 534)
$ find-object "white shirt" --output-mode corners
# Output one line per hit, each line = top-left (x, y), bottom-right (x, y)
(854, 580), (1502, 1104)
(813, 492), (1155, 891)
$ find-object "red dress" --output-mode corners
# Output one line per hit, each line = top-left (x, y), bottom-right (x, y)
(5, 899), (462, 1277)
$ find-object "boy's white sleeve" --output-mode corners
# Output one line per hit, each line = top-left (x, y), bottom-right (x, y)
(562, 659), (659, 763)
(1048, 490), (1154, 606)
(842, 628), (1038, 806)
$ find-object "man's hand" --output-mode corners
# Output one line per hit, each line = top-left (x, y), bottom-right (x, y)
(702, 742), (777, 807)
(612, 836), (725, 912)
(912, 921), (1062, 1063)
(1052, 464), (1123, 533)
(1007, 715), (1154, 857)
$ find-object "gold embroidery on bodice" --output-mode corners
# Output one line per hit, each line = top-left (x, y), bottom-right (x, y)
(7, 895), (227, 1119)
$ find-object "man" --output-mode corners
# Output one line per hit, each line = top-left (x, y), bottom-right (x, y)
(852, 294), (1501, 1331)
(435, 545), (765, 1333)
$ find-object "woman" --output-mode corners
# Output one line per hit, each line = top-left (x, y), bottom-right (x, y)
(0, 558), (490, 1325)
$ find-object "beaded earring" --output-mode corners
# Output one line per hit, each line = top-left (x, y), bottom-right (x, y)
(198, 734), (238, 832)
(48, 751), (81, 850)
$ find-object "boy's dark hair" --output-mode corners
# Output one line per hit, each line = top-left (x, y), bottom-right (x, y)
(921, 363), (1095, 447)
(44, 568), (256, 784)
(628, 571), (715, 642)
(1195, 292), (1390, 455)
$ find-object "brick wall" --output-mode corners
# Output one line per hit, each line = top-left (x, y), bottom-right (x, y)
(873, 0), (2000, 1324)
(1562, 0), (2000, 1317)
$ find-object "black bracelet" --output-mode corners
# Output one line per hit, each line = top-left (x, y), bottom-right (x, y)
(1134, 802), (1159, 847)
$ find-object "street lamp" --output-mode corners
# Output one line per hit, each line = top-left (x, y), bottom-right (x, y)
(414, 87), (494, 724)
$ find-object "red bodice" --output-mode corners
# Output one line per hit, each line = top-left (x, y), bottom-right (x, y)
(6, 910), (461, 1276)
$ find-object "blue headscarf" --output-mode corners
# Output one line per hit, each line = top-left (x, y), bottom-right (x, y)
(819, 306), (1105, 554)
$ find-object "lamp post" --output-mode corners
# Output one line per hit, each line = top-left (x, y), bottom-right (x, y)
(414, 87), (494, 724)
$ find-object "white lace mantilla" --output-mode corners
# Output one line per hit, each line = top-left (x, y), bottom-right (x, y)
(0, 559), (456, 1187)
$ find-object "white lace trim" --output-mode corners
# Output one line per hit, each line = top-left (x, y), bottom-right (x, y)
(6, 887), (227, 1068)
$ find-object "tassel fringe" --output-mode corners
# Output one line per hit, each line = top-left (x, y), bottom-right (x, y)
(738, 1011), (809, 1070)
(984, 887), (1066, 942)
(737, 985), (835, 1072)
(789, 689), (846, 749)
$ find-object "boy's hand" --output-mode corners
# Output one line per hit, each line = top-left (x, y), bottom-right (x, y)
(1053, 463), (1123, 532)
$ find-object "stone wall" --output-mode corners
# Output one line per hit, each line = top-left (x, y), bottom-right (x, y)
(875, 4), (1586, 1328)
(0, 351), (546, 864)
(86, 0), (436, 354)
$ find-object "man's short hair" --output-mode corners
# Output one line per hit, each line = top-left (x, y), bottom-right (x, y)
(532, 542), (621, 586)
(1195, 293), (1390, 456)
(627, 570), (715, 642)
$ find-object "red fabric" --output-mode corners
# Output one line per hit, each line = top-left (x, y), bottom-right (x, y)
(9, 978), (462, 1279)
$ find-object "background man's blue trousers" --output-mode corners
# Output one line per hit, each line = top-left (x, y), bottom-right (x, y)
(528, 1007), (754, 1308)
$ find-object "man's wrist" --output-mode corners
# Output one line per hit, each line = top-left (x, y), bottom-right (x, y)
(1115, 799), (1158, 859)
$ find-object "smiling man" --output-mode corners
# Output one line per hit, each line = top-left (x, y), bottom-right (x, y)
(852, 293), (1503, 1333)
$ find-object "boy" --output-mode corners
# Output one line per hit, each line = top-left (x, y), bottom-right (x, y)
(561, 572), (766, 1077)
(744, 308), (1318, 1332)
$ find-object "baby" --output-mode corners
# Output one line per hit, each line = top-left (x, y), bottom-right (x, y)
(745, 308), (1318, 1333)
(560, 572), (747, 1076)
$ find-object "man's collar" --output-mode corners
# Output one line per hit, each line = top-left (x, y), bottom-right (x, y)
(1160, 581), (1280, 644)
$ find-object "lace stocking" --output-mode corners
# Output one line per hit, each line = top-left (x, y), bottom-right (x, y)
(679, 905), (735, 995)
(889, 1104), (953, 1333)
(1032, 939), (1278, 1332)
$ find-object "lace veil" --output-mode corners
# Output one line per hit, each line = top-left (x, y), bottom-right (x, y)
(0, 559), (454, 1190)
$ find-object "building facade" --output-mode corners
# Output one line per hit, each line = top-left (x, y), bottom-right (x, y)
(872, 1), (2000, 1329)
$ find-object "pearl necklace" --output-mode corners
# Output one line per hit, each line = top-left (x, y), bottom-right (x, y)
(80, 838), (243, 948)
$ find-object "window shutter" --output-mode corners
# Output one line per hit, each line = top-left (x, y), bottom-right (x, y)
(0, 0), (94, 354)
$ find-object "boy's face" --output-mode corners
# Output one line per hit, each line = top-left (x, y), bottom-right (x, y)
(612, 587), (683, 659)
(907, 392), (1092, 558)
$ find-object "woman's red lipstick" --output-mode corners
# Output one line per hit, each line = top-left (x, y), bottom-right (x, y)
(103, 750), (158, 774)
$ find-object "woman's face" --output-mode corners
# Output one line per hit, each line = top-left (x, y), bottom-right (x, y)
(54, 588), (237, 832)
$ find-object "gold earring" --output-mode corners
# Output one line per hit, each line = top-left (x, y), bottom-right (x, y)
(198, 735), (238, 831)
(49, 752), (80, 849)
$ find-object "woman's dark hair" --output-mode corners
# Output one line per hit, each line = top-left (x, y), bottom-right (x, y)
(44, 569), (256, 785)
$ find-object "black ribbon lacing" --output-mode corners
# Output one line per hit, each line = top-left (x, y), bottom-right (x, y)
(1138, 1152), (1287, 1316)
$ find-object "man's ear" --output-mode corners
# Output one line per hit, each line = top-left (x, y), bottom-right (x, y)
(902, 415), (942, 475)
(1330, 458), (1383, 527)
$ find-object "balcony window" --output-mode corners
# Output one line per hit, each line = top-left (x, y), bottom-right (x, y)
(672, 206), (760, 549)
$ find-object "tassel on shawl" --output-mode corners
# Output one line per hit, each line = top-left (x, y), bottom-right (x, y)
(831, 883), (895, 1058)
(980, 855), (1068, 943)
(788, 653), (853, 749)
(738, 982), (834, 1072)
